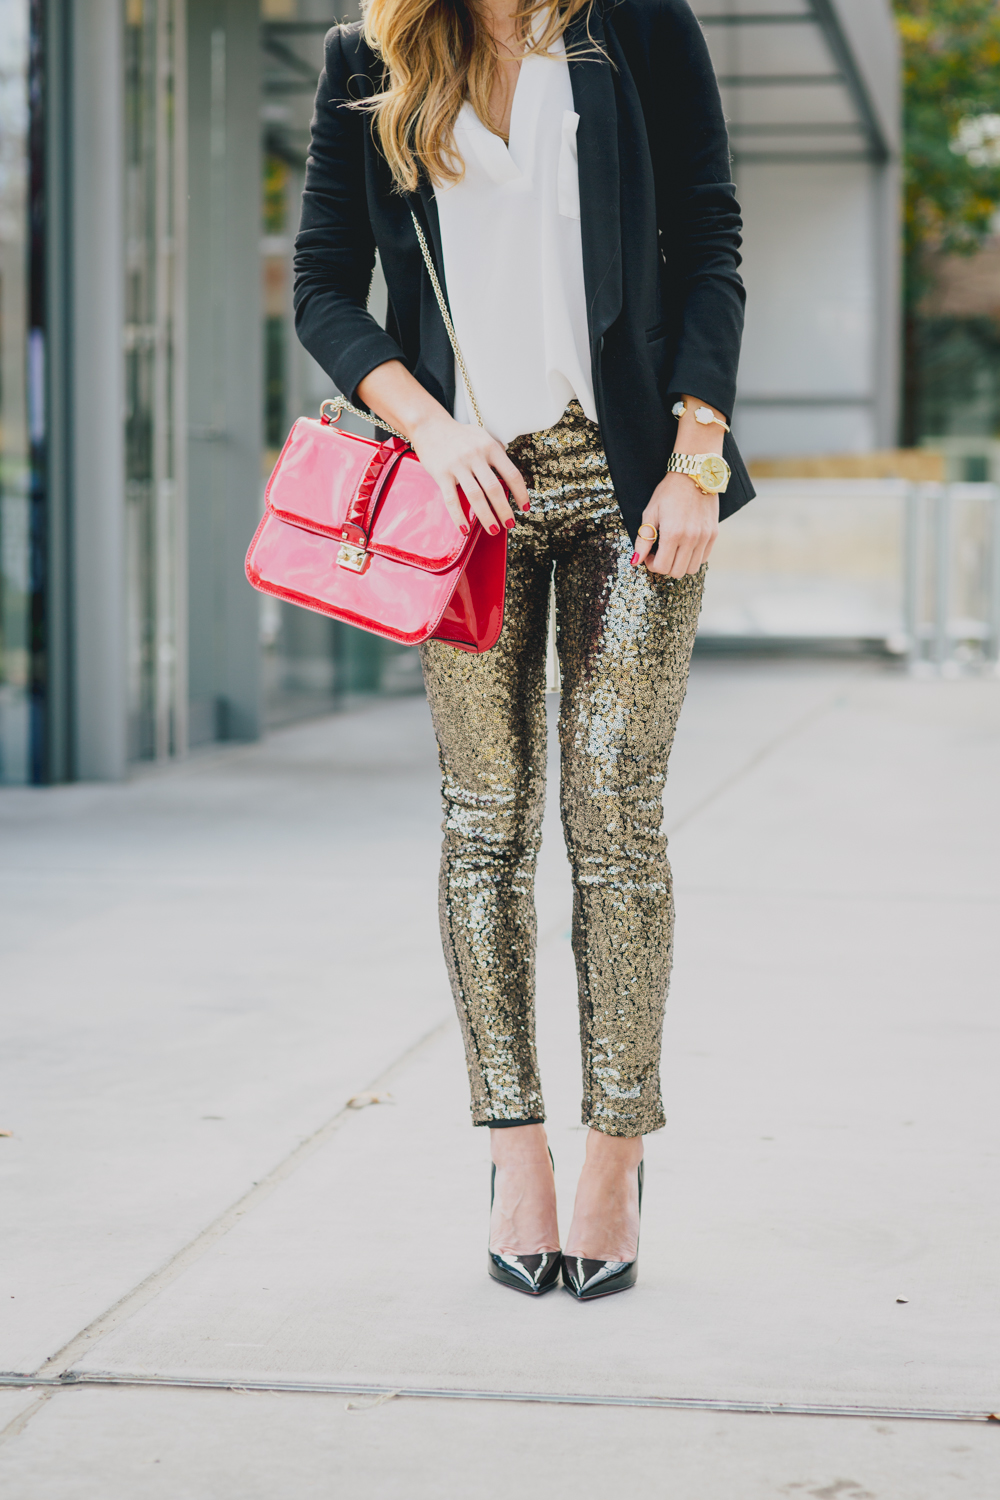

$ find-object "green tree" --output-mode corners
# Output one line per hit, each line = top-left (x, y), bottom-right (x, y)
(894, 0), (1000, 440)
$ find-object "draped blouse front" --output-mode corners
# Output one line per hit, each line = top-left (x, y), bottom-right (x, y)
(433, 39), (598, 445)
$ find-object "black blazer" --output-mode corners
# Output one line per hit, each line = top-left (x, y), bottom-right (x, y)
(294, 0), (754, 541)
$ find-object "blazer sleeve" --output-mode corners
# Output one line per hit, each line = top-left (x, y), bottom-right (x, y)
(293, 28), (407, 402)
(648, 1), (745, 422)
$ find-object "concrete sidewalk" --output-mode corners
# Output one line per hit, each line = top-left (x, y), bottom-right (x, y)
(1, 657), (998, 1497)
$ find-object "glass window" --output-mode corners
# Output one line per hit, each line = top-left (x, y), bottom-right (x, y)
(0, 0), (32, 783)
(123, 0), (184, 761)
(259, 1), (423, 726)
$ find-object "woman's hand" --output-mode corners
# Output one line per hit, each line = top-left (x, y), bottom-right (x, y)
(631, 472), (719, 577)
(408, 410), (529, 536)
(632, 392), (725, 576)
(356, 358), (529, 535)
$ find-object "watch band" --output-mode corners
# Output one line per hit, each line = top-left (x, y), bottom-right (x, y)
(667, 454), (705, 477)
(665, 452), (731, 495)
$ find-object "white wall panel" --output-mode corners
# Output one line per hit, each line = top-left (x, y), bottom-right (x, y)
(737, 161), (874, 394)
(733, 161), (880, 458)
(735, 405), (877, 460)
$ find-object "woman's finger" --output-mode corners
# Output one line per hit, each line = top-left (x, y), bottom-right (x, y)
(492, 449), (531, 512)
(630, 516), (659, 569)
(671, 534), (704, 579)
(642, 518), (675, 574)
(689, 523), (718, 574)
(456, 471), (503, 536)
(647, 538), (678, 576)
(695, 524), (720, 571)
(436, 479), (472, 537)
(670, 537), (700, 578)
(472, 463), (515, 528)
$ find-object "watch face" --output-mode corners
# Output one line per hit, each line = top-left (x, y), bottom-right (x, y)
(697, 455), (730, 492)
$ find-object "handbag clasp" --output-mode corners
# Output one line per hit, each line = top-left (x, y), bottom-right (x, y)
(337, 541), (370, 573)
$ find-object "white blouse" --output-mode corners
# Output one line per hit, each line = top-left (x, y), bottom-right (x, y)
(433, 40), (597, 445)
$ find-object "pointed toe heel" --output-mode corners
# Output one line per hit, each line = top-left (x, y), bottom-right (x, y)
(562, 1160), (644, 1301)
(487, 1152), (561, 1297)
(488, 1245), (562, 1296)
(561, 1254), (638, 1299)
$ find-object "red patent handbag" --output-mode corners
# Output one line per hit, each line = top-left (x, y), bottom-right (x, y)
(245, 411), (506, 651)
(245, 213), (507, 653)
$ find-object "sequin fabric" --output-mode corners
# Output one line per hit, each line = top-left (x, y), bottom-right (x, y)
(419, 402), (704, 1137)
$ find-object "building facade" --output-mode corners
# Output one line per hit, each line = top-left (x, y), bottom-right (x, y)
(701, 1), (902, 460)
(0, 0), (900, 784)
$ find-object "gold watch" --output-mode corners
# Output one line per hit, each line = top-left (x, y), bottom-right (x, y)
(665, 452), (731, 495)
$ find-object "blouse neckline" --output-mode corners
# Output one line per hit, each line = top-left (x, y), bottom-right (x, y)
(452, 37), (567, 188)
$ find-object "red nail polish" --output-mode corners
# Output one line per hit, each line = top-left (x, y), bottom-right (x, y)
(521, 502), (531, 512)
(630, 551), (639, 567)
(459, 522), (470, 535)
(504, 517), (516, 530)
(489, 523), (500, 536)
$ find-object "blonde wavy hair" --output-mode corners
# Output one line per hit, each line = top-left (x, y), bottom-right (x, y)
(354, 0), (595, 192)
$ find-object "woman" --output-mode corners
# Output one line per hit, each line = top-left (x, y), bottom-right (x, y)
(294, 0), (752, 1299)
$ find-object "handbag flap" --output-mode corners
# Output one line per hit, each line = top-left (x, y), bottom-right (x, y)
(265, 417), (471, 573)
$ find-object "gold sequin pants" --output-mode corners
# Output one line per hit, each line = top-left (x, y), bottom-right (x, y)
(419, 402), (704, 1137)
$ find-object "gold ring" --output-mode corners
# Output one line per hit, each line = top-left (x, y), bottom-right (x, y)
(637, 524), (658, 542)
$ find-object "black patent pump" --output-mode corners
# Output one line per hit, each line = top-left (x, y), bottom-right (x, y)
(561, 1159), (644, 1301)
(487, 1148), (561, 1297)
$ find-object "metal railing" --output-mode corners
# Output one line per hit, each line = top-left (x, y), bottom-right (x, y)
(699, 478), (1000, 675)
(904, 483), (1000, 675)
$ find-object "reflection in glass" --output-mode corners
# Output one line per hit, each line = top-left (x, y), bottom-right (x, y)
(258, 13), (424, 721)
(0, 0), (30, 782)
(123, 0), (184, 761)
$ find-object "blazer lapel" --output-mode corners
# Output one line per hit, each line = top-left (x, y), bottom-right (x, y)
(567, 3), (622, 345)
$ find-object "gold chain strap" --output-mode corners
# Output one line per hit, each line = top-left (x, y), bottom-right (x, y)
(322, 210), (483, 442)
(408, 213), (484, 429)
(320, 395), (409, 441)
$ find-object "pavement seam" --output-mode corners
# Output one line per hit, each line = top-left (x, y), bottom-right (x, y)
(0, 1391), (54, 1451)
(0, 1375), (996, 1425)
(30, 1017), (455, 1382)
(665, 690), (848, 837)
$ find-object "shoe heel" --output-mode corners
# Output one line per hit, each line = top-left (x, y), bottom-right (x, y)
(562, 1159), (643, 1301)
(487, 1147), (561, 1296)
